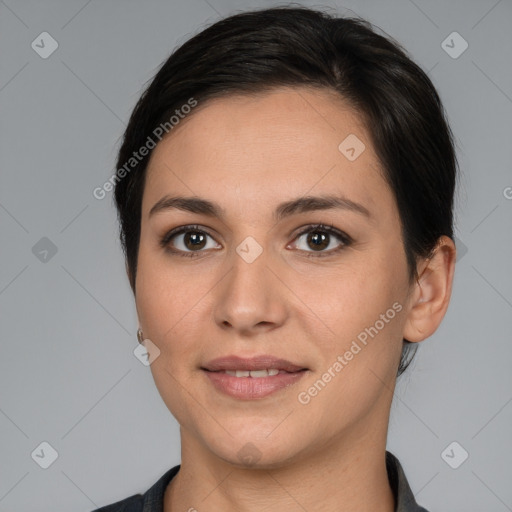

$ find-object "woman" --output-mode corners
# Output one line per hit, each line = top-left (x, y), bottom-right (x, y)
(95, 6), (457, 511)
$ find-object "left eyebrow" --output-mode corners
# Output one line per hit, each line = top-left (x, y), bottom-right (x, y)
(148, 194), (372, 221)
(273, 195), (372, 221)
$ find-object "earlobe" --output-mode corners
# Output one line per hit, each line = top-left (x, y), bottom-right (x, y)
(402, 236), (457, 343)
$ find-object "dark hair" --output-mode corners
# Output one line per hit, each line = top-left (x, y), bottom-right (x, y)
(113, 5), (458, 377)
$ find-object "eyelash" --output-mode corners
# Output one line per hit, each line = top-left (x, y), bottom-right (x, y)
(159, 223), (352, 259)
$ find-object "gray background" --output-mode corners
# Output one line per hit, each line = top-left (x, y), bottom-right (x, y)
(1, 0), (511, 510)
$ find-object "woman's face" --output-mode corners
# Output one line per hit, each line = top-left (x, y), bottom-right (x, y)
(135, 87), (415, 467)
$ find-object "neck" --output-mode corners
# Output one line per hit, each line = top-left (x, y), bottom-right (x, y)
(164, 422), (395, 512)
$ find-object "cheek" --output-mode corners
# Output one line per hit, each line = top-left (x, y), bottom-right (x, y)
(296, 270), (404, 420)
(136, 243), (202, 333)
(135, 245), (220, 377)
(290, 254), (406, 380)
(291, 260), (397, 334)
(136, 249), (210, 425)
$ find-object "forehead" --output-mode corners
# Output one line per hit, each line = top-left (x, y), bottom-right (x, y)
(143, 87), (393, 222)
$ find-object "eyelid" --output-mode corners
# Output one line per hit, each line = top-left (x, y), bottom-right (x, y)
(160, 223), (352, 257)
(288, 223), (352, 255)
(291, 222), (351, 243)
(159, 224), (219, 249)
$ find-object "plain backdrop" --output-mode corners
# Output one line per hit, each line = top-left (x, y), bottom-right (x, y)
(0, 0), (511, 510)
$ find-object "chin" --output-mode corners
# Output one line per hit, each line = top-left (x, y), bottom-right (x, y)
(200, 425), (309, 470)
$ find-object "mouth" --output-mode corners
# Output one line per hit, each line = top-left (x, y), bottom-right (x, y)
(201, 355), (309, 399)
(201, 354), (308, 373)
(205, 368), (304, 378)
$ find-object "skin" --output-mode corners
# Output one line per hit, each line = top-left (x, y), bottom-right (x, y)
(133, 86), (456, 512)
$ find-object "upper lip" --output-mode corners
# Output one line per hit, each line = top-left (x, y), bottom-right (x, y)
(202, 355), (307, 373)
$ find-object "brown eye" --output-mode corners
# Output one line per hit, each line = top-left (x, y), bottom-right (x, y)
(160, 225), (221, 257)
(291, 224), (351, 257)
(305, 231), (330, 251)
(182, 231), (207, 251)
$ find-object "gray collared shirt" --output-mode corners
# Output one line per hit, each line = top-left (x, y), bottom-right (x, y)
(93, 451), (429, 511)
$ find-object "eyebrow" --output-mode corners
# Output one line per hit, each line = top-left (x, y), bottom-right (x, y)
(149, 194), (372, 222)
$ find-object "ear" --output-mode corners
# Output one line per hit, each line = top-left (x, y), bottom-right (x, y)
(403, 235), (456, 343)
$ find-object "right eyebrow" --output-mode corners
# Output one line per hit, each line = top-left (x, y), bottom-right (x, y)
(149, 195), (224, 218)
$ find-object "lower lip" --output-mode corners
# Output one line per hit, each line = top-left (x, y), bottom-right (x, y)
(203, 370), (307, 399)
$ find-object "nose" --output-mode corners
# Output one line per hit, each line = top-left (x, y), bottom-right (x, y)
(212, 245), (289, 336)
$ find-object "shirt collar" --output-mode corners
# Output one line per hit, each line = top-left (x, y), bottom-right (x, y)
(386, 451), (430, 511)
(141, 451), (429, 511)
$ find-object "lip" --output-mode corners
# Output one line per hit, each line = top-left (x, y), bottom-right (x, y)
(201, 355), (307, 373)
(202, 368), (308, 400)
(201, 355), (308, 400)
